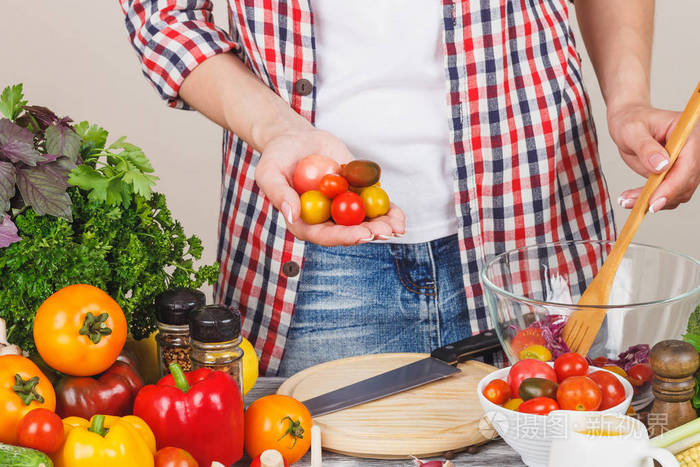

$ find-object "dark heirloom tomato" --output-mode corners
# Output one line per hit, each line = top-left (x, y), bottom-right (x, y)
(554, 352), (589, 381)
(507, 359), (557, 398)
(518, 397), (559, 415)
(518, 378), (558, 401)
(556, 376), (602, 411)
(331, 192), (365, 225)
(339, 160), (381, 187)
(589, 371), (626, 410)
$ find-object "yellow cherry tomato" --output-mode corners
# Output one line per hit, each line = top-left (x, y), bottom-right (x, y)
(518, 344), (552, 362)
(503, 398), (524, 411)
(299, 190), (331, 224)
(602, 365), (628, 379)
(359, 186), (390, 219)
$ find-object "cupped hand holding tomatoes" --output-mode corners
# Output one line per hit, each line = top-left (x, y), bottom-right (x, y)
(255, 128), (404, 246)
(245, 395), (312, 465)
(33, 284), (127, 376)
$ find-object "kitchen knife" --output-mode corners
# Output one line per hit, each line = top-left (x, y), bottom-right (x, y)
(302, 329), (502, 417)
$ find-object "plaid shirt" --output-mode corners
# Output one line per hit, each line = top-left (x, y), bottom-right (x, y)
(119, 0), (615, 375)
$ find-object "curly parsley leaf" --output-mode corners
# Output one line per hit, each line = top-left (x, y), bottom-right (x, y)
(0, 84), (27, 121)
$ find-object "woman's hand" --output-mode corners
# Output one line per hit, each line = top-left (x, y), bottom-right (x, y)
(255, 128), (406, 246)
(608, 103), (700, 212)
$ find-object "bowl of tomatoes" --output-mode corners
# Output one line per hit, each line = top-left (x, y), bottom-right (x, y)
(480, 240), (700, 411)
(477, 353), (633, 467)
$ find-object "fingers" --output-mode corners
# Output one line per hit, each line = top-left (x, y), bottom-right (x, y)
(255, 157), (301, 223)
(618, 121), (670, 176)
(287, 221), (373, 246)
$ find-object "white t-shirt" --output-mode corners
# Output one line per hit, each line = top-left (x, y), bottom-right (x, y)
(313, 0), (458, 244)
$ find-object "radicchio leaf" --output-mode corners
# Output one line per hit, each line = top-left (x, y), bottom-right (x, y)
(531, 315), (570, 359)
(16, 165), (72, 220)
(610, 344), (650, 371)
(0, 118), (44, 165)
(0, 161), (16, 212)
(0, 214), (20, 247)
(45, 121), (80, 163)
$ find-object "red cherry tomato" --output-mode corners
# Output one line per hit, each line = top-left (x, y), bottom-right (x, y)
(511, 328), (546, 357)
(292, 154), (340, 194)
(331, 192), (366, 225)
(556, 376), (602, 411)
(518, 397), (560, 415)
(155, 447), (199, 467)
(318, 173), (349, 199)
(589, 371), (626, 410)
(591, 356), (609, 367)
(628, 363), (653, 385)
(554, 352), (589, 381)
(483, 379), (511, 405)
(507, 359), (557, 398)
(16, 408), (64, 454)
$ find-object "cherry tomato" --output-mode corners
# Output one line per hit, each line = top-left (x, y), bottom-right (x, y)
(628, 364), (653, 385)
(293, 154), (340, 194)
(511, 328), (546, 357)
(591, 356), (609, 367)
(556, 376), (602, 411)
(339, 160), (381, 187)
(602, 365), (628, 379)
(519, 345), (552, 362)
(16, 408), (63, 454)
(518, 397), (559, 415)
(518, 378), (558, 401)
(589, 371), (626, 410)
(554, 352), (589, 381)
(299, 190), (331, 224)
(155, 447), (199, 467)
(318, 173), (349, 199)
(359, 186), (390, 219)
(250, 450), (290, 467)
(503, 398), (524, 411)
(507, 359), (557, 398)
(482, 379), (511, 405)
(331, 192), (365, 225)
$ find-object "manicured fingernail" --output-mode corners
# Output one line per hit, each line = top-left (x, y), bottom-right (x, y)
(650, 153), (669, 172)
(281, 202), (294, 224)
(357, 236), (374, 244)
(393, 233), (405, 238)
(376, 234), (392, 241)
(648, 197), (667, 214)
(617, 196), (635, 209)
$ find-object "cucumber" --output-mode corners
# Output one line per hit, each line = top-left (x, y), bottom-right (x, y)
(0, 443), (53, 467)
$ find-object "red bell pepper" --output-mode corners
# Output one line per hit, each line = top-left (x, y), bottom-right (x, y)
(55, 358), (144, 419)
(133, 363), (244, 466)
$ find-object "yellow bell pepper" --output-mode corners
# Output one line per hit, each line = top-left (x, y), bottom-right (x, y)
(53, 414), (155, 467)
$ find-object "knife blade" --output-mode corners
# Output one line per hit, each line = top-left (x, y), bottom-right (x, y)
(302, 329), (502, 417)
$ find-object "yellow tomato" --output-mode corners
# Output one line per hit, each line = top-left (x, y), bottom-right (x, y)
(241, 337), (259, 395)
(602, 365), (628, 379)
(518, 344), (552, 362)
(359, 186), (390, 218)
(299, 190), (331, 224)
(503, 398), (524, 411)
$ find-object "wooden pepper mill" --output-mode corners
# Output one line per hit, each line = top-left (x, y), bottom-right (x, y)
(647, 339), (699, 437)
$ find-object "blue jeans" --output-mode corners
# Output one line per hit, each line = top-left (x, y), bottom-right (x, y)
(278, 234), (473, 376)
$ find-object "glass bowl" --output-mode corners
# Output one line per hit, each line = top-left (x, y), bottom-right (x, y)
(481, 240), (700, 409)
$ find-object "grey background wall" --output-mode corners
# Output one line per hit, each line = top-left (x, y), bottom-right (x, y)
(3, 1), (699, 298)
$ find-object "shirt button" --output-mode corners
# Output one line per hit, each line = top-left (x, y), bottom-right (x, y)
(294, 78), (313, 96)
(282, 261), (300, 277)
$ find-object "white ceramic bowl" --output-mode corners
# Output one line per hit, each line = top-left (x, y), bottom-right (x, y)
(476, 363), (634, 467)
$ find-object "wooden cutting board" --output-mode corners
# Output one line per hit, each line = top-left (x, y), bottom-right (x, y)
(277, 353), (497, 459)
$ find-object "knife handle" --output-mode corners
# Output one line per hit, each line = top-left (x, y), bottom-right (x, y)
(430, 329), (502, 365)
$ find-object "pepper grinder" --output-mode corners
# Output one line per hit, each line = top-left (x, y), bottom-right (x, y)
(648, 339), (699, 437)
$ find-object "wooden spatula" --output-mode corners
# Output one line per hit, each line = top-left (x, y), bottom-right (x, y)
(562, 81), (700, 356)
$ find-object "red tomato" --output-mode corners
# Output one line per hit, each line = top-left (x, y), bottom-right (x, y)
(16, 408), (63, 454)
(554, 352), (589, 381)
(628, 364), (653, 385)
(589, 371), (626, 410)
(331, 192), (366, 225)
(155, 447), (199, 467)
(591, 356), (609, 367)
(292, 155), (340, 194)
(511, 328), (546, 357)
(250, 450), (290, 467)
(318, 173), (349, 199)
(556, 376), (602, 411)
(507, 359), (557, 398)
(518, 397), (560, 415)
(483, 379), (511, 405)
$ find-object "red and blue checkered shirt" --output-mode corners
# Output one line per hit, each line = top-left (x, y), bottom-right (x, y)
(119, 0), (615, 375)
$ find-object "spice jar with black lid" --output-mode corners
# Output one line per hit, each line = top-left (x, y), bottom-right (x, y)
(189, 304), (244, 397)
(155, 288), (206, 379)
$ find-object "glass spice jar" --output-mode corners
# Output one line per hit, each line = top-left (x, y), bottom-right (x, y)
(189, 304), (244, 398)
(155, 288), (206, 379)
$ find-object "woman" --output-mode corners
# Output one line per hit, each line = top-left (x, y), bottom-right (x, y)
(119, 0), (700, 376)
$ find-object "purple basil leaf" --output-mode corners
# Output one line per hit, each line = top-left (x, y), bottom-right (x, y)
(0, 118), (44, 165)
(39, 157), (73, 189)
(0, 214), (21, 248)
(40, 154), (61, 163)
(45, 122), (80, 162)
(23, 105), (59, 130)
(16, 165), (72, 219)
(0, 160), (16, 212)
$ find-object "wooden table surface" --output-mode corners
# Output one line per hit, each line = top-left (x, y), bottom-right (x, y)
(235, 377), (525, 467)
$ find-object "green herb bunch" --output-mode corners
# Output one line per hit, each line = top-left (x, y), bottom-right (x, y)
(0, 84), (219, 352)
